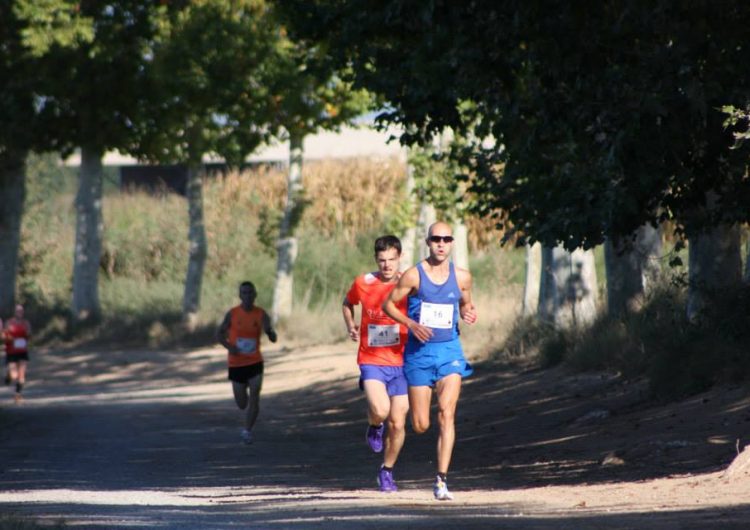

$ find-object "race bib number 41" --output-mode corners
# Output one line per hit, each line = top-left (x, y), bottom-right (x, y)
(419, 302), (453, 329)
(236, 337), (257, 354)
(367, 324), (400, 347)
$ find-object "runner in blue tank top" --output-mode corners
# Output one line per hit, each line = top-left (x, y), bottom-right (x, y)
(383, 221), (477, 501)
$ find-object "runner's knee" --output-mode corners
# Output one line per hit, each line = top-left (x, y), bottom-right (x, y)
(370, 403), (390, 423)
(411, 415), (430, 433)
(387, 414), (406, 433)
(437, 407), (455, 427)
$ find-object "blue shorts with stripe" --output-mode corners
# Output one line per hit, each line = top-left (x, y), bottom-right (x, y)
(403, 338), (473, 387)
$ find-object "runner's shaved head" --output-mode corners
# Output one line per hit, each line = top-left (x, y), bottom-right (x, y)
(428, 222), (452, 237)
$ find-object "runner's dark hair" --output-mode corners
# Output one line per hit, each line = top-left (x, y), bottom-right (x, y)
(374, 235), (402, 255)
(239, 281), (256, 291)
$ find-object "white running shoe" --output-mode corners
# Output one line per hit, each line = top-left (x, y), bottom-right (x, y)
(433, 476), (454, 501)
(240, 429), (253, 444)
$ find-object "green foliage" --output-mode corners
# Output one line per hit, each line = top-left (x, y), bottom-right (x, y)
(14, 0), (93, 55)
(137, 0), (280, 165)
(408, 144), (466, 223)
(283, 1), (750, 249)
(30, 2), (167, 157)
(722, 104), (750, 150)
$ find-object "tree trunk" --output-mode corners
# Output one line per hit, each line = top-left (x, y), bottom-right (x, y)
(522, 242), (542, 317)
(417, 201), (436, 261)
(0, 151), (26, 315)
(538, 246), (599, 327)
(604, 224), (662, 318)
(452, 221), (470, 271)
(399, 165), (417, 272)
(272, 132), (304, 325)
(71, 145), (104, 323)
(182, 163), (208, 331)
(687, 224), (742, 322)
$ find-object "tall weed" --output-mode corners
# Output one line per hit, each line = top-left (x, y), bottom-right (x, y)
(512, 275), (750, 400)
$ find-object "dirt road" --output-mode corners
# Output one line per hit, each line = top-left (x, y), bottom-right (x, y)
(1, 341), (749, 529)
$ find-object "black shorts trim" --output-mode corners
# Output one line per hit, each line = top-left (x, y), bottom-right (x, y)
(6, 353), (29, 365)
(228, 362), (264, 383)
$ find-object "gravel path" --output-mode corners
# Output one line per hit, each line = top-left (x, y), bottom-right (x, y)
(1, 341), (749, 529)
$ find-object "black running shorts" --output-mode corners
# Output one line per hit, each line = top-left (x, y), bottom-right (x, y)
(228, 362), (264, 383)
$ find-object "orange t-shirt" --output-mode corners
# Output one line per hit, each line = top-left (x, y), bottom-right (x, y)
(227, 305), (265, 368)
(345, 272), (407, 366)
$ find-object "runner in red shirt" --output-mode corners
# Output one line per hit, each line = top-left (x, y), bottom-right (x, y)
(217, 281), (277, 444)
(342, 235), (408, 492)
(4, 305), (31, 404)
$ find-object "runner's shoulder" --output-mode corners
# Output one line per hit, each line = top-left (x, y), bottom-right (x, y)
(399, 265), (421, 285)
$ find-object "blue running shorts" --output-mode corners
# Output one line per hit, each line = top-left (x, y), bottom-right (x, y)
(403, 338), (473, 387)
(359, 364), (408, 397)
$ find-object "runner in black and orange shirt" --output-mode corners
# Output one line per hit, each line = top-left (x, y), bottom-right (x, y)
(217, 281), (277, 444)
(342, 235), (408, 492)
(4, 304), (31, 404)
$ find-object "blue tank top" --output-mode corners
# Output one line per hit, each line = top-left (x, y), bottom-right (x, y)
(407, 262), (461, 343)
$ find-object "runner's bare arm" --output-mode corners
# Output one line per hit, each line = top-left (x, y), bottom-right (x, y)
(217, 311), (238, 353)
(262, 311), (277, 343)
(382, 267), (433, 343)
(457, 268), (478, 325)
(341, 298), (360, 342)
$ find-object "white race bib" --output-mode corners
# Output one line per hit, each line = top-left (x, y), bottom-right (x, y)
(13, 338), (27, 349)
(419, 302), (453, 329)
(367, 324), (400, 347)
(236, 337), (257, 354)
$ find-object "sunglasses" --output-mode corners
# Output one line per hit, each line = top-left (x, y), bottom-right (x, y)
(428, 235), (454, 243)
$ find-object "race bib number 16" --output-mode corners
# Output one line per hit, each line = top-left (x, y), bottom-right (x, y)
(419, 302), (453, 329)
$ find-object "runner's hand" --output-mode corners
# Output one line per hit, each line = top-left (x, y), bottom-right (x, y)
(409, 322), (433, 343)
(348, 325), (360, 342)
(460, 302), (478, 325)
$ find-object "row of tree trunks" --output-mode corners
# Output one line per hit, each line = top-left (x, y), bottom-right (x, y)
(538, 246), (599, 327)
(687, 225), (742, 322)
(0, 151), (26, 316)
(604, 225), (662, 318)
(522, 242), (542, 317)
(523, 223), (746, 329)
(272, 132), (304, 325)
(182, 163), (208, 332)
(71, 145), (104, 323)
(399, 166), (417, 271)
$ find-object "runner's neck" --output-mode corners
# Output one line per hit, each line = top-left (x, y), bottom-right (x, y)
(422, 259), (451, 285)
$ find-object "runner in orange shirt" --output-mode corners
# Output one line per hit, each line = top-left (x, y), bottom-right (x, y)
(217, 281), (277, 444)
(342, 235), (409, 492)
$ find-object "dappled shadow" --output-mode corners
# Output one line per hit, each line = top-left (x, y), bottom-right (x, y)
(3, 500), (750, 529)
(1, 346), (750, 528)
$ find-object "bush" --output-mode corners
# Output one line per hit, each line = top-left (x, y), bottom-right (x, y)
(513, 277), (750, 400)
